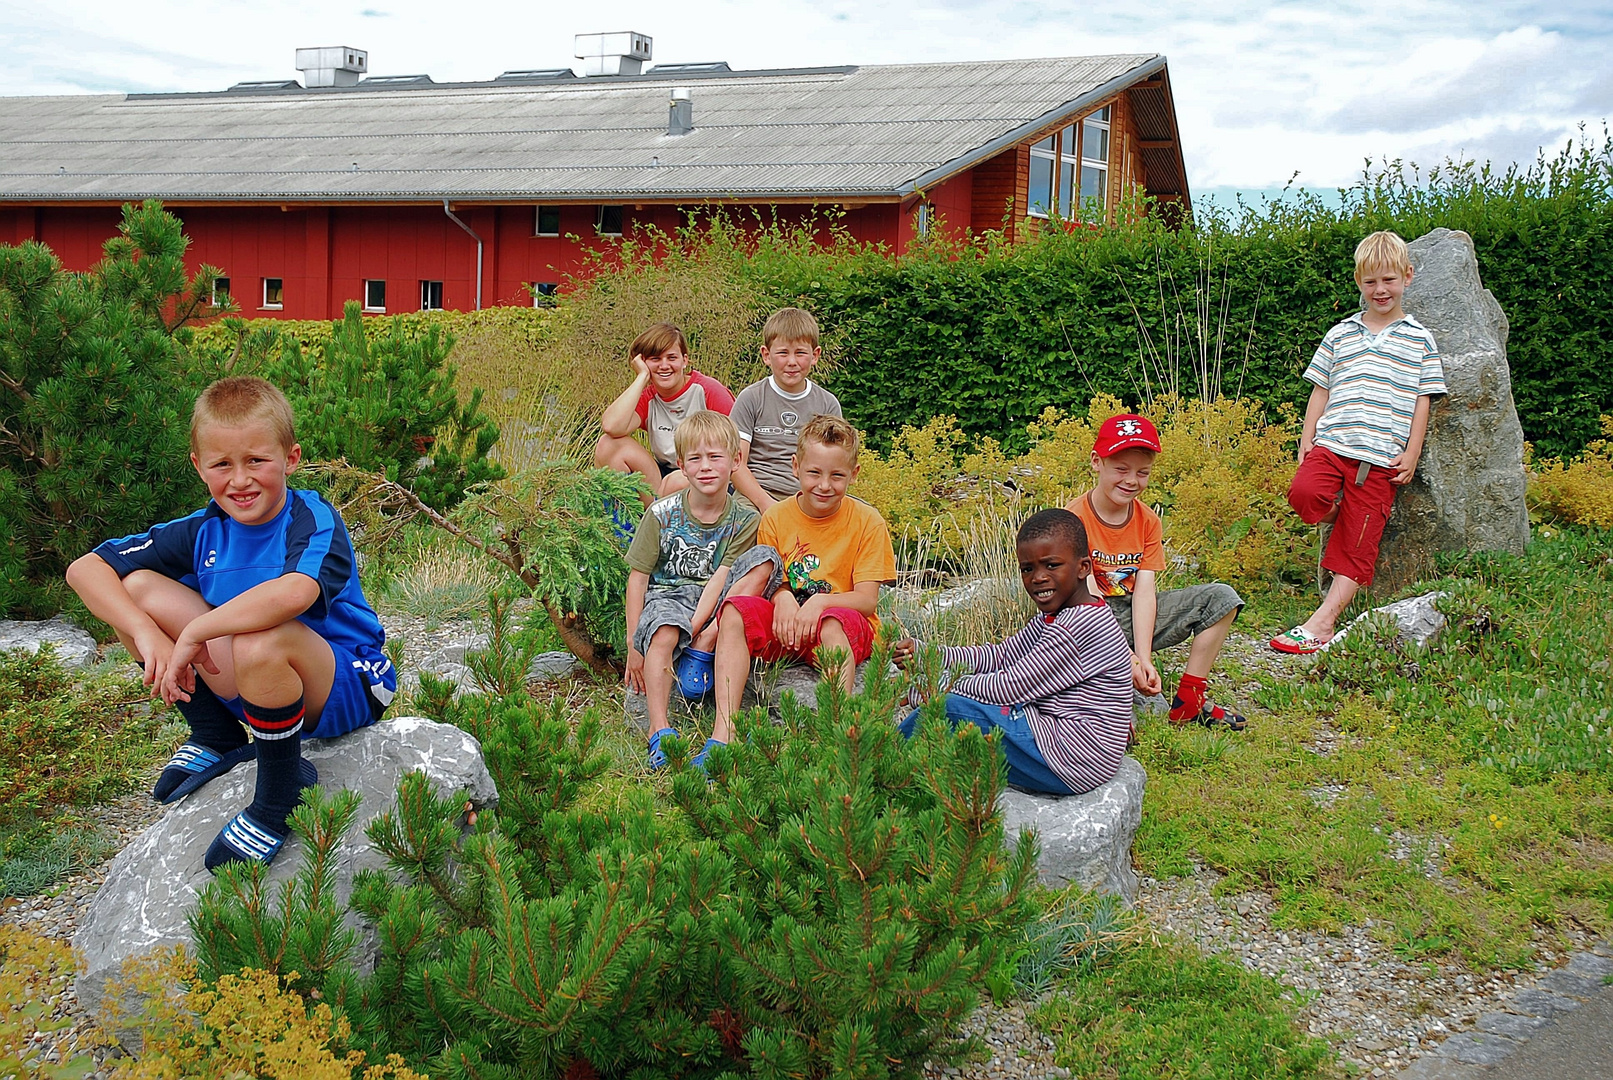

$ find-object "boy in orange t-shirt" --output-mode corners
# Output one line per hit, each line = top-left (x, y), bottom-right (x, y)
(709, 416), (896, 762)
(1066, 414), (1247, 730)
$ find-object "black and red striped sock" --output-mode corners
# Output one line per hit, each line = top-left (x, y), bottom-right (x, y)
(241, 696), (306, 835)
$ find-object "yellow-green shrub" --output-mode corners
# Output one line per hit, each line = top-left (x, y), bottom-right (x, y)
(109, 950), (426, 1080)
(855, 394), (1308, 592)
(1528, 416), (1613, 529)
(0, 925), (99, 1078)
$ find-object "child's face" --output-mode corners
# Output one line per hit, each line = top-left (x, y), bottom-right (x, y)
(191, 418), (301, 527)
(1090, 447), (1155, 505)
(760, 337), (821, 392)
(645, 347), (690, 397)
(679, 439), (736, 497)
(1357, 263), (1411, 320)
(791, 439), (858, 518)
(1016, 533), (1092, 615)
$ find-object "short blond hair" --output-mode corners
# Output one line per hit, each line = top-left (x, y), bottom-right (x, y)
(191, 377), (296, 453)
(797, 415), (859, 462)
(674, 410), (741, 462)
(763, 307), (820, 349)
(1354, 231), (1412, 280)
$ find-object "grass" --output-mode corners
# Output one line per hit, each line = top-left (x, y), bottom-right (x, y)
(1132, 526), (1613, 969)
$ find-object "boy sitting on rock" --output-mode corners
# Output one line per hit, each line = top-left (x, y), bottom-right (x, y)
(708, 416), (896, 763)
(1067, 414), (1248, 730)
(623, 411), (763, 770)
(1272, 230), (1446, 654)
(66, 377), (394, 871)
(893, 509), (1133, 796)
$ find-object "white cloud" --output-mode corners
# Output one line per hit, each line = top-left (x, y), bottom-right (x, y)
(0, 0), (1607, 195)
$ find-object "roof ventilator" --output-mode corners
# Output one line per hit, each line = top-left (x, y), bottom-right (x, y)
(574, 32), (652, 76)
(667, 87), (693, 136)
(295, 46), (367, 87)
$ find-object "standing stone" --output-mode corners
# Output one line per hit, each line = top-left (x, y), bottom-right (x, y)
(1375, 228), (1529, 592)
(74, 717), (497, 1037)
(998, 757), (1146, 903)
(0, 617), (99, 668)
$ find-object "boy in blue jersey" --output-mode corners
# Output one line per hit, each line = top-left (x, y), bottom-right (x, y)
(67, 377), (394, 871)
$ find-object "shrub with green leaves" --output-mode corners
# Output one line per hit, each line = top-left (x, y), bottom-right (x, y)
(188, 653), (1038, 1079)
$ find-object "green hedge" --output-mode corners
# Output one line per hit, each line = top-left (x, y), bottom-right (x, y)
(764, 137), (1613, 459)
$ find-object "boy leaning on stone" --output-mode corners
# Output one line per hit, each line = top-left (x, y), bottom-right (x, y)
(1066, 414), (1248, 730)
(1271, 230), (1447, 655)
(729, 307), (844, 512)
(622, 410), (765, 770)
(65, 377), (395, 872)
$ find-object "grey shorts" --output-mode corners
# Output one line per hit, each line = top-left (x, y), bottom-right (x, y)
(1105, 582), (1243, 652)
(631, 545), (783, 658)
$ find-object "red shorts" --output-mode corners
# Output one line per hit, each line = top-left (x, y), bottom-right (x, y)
(722, 594), (875, 666)
(1288, 445), (1399, 588)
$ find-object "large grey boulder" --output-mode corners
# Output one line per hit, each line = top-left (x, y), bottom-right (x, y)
(998, 757), (1146, 903)
(1376, 228), (1529, 593)
(0, 617), (98, 668)
(74, 716), (497, 1031)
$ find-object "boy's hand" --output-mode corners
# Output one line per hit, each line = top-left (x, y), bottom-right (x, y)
(624, 648), (646, 694)
(160, 631), (221, 705)
(1389, 450), (1418, 485)
(892, 637), (917, 668)
(772, 591), (802, 648)
(1298, 436), (1314, 463)
(130, 625), (178, 697)
(787, 594), (830, 650)
(1132, 655), (1162, 697)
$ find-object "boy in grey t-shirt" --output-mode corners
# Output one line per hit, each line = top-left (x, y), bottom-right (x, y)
(730, 307), (843, 510)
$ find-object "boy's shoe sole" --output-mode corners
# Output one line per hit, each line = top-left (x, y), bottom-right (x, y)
(1271, 626), (1327, 655)
(1170, 699), (1248, 732)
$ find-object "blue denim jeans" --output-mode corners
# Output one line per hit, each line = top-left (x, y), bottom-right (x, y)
(899, 693), (1075, 796)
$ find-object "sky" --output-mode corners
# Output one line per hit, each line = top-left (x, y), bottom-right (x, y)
(2, 0), (1609, 209)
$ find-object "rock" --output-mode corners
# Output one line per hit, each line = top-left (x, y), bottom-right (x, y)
(1324, 590), (1449, 650)
(405, 634), (581, 697)
(74, 716), (497, 1044)
(1134, 690), (1170, 715)
(0, 616), (99, 667)
(998, 757), (1146, 903)
(1375, 228), (1530, 593)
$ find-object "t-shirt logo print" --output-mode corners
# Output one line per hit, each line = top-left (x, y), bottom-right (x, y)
(780, 409), (800, 427)
(783, 544), (832, 602)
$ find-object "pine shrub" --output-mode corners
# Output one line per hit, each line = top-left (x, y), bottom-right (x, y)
(184, 652), (1038, 1079)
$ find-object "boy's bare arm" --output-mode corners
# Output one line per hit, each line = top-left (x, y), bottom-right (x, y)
(600, 354), (651, 438)
(1129, 570), (1163, 696)
(66, 553), (175, 686)
(1391, 394), (1434, 485)
(729, 445), (777, 511)
(688, 566), (731, 637)
(155, 572), (321, 704)
(1299, 385), (1330, 459)
(623, 569), (649, 692)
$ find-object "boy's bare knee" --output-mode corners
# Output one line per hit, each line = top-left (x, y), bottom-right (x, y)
(648, 624), (680, 652)
(123, 569), (166, 604)
(231, 626), (292, 673)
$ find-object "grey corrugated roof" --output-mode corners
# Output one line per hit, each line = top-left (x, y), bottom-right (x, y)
(0, 54), (1165, 202)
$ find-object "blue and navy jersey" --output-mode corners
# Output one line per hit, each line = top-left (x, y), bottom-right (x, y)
(93, 489), (385, 655)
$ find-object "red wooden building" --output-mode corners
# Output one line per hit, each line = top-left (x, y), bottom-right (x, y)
(0, 38), (1189, 319)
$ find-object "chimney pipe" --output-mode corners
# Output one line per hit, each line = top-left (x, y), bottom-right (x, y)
(667, 87), (693, 136)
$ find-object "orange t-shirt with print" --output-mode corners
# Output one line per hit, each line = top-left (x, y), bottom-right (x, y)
(758, 495), (896, 634)
(1068, 493), (1166, 598)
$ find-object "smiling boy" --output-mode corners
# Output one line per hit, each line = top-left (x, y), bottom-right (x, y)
(892, 509), (1133, 796)
(708, 415), (895, 758)
(594, 322), (735, 500)
(622, 411), (761, 769)
(1273, 231), (1446, 654)
(729, 307), (843, 511)
(66, 377), (393, 871)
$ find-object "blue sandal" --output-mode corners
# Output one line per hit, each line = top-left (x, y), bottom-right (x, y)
(155, 742), (256, 804)
(647, 727), (678, 771)
(689, 738), (724, 773)
(206, 809), (288, 869)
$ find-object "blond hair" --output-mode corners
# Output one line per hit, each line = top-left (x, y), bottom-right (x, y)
(674, 410), (741, 461)
(763, 307), (820, 349)
(1354, 231), (1412, 280)
(191, 377), (296, 453)
(797, 415), (859, 462)
(629, 322), (687, 361)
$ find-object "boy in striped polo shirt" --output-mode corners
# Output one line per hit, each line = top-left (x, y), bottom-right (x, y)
(1272, 231), (1447, 654)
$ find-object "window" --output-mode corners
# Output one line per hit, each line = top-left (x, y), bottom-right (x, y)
(535, 206), (561, 236)
(1027, 104), (1113, 222)
(913, 202), (934, 238)
(1028, 135), (1055, 217)
(420, 280), (444, 311)
(261, 277), (283, 309)
(1079, 105), (1111, 218)
(595, 205), (624, 236)
(211, 276), (231, 307)
(364, 279), (386, 312)
(531, 281), (559, 308)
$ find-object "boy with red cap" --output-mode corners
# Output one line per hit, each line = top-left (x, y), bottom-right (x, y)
(1066, 414), (1247, 730)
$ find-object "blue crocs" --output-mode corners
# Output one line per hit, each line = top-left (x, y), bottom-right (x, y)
(674, 648), (715, 699)
(647, 727), (678, 771)
(155, 742), (256, 805)
(689, 738), (724, 773)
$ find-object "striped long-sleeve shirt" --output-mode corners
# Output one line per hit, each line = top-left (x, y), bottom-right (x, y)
(942, 600), (1133, 794)
(1306, 312), (1447, 467)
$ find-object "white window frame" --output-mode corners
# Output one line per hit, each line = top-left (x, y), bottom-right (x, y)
(261, 277), (283, 310)
(534, 205), (561, 237)
(211, 276), (231, 307)
(1028, 135), (1056, 219)
(595, 205), (624, 236)
(1078, 105), (1112, 218)
(363, 279), (386, 313)
(419, 280), (444, 311)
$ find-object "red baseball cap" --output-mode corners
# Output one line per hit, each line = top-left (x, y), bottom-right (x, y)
(1093, 414), (1161, 457)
